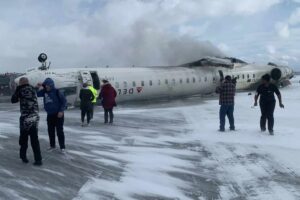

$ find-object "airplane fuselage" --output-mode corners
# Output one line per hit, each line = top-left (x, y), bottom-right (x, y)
(17, 63), (294, 106)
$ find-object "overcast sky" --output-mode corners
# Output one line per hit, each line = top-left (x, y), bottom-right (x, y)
(0, 0), (299, 73)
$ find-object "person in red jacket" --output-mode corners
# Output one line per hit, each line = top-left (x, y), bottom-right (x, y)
(99, 80), (117, 124)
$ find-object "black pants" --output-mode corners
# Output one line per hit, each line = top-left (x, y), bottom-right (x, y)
(81, 109), (91, 124)
(90, 104), (95, 119)
(260, 101), (276, 131)
(47, 114), (65, 149)
(19, 124), (42, 162)
(104, 108), (114, 123)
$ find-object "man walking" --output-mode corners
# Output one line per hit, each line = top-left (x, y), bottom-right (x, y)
(88, 83), (98, 120)
(11, 77), (42, 166)
(80, 83), (94, 126)
(216, 75), (236, 132)
(99, 80), (117, 124)
(37, 78), (67, 152)
(254, 74), (284, 135)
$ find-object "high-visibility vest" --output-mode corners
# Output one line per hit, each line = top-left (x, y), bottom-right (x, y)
(88, 86), (98, 103)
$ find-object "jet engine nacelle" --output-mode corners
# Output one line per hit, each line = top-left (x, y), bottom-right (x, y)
(270, 68), (282, 81)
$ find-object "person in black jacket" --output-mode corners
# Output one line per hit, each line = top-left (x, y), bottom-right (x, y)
(11, 77), (42, 166)
(254, 74), (284, 135)
(79, 83), (95, 126)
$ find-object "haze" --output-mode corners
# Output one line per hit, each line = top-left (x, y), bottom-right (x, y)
(0, 0), (299, 73)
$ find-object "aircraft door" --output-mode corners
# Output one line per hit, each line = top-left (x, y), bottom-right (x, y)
(213, 70), (224, 85)
(218, 70), (224, 82)
(212, 70), (224, 91)
(79, 70), (93, 85)
(90, 71), (100, 90)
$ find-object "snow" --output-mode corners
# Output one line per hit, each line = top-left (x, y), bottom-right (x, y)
(1, 77), (300, 200)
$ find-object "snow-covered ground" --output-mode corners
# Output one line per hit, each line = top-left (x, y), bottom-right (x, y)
(1, 77), (300, 200)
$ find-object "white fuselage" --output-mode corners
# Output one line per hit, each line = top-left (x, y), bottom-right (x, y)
(16, 63), (293, 105)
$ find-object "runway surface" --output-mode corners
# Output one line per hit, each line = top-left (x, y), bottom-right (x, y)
(1, 78), (300, 200)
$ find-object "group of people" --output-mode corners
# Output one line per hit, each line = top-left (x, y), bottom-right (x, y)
(79, 79), (117, 126)
(11, 73), (284, 166)
(11, 77), (117, 166)
(216, 74), (284, 135)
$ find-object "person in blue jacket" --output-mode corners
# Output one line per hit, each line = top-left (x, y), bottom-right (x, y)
(36, 78), (67, 152)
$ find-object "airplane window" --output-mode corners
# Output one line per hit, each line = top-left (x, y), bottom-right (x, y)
(149, 80), (153, 86)
(237, 75), (240, 79)
(247, 74), (250, 79)
(132, 81), (136, 87)
(186, 78), (190, 83)
(213, 77), (216, 82)
(179, 79), (183, 84)
(141, 81), (145, 86)
(123, 81), (128, 88)
(192, 77), (196, 83)
(115, 82), (119, 88)
(253, 74), (255, 78)
(242, 74), (245, 79)
(165, 79), (168, 84)
(205, 77), (207, 82)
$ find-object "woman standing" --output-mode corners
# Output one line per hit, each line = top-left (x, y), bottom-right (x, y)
(254, 74), (284, 135)
(99, 80), (117, 124)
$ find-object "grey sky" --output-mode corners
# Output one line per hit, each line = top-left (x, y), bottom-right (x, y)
(0, 0), (299, 73)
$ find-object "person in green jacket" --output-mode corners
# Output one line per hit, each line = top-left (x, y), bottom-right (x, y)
(88, 83), (98, 119)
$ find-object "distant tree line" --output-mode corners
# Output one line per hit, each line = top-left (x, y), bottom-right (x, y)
(0, 73), (23, 96)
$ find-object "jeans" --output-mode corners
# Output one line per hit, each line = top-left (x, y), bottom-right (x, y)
(219, 105), (235, 131)
(47, 114), (65, 149)
(19, 123), (42, 162)
(260, 101), (276, 131)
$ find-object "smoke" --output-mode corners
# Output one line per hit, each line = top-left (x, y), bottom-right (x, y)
(101, 20), (225, 67)
(0, 0), (228, 72)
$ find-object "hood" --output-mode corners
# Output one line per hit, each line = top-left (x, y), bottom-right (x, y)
(43, 78), (55, 89)
(102, 83), (111, 88)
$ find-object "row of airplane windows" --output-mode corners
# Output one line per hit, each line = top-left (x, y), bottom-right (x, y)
(114, 73), (256, 88)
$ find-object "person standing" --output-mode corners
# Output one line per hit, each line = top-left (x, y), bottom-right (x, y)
(11, 77), (42, 166)
(80, 83), (94, 126)
(254, 74), (284, 135)
(99, 80), (117, 124)
(88, 83), (98, 120)
(36, 78), (67, 152)
(216, 75), (236, 132)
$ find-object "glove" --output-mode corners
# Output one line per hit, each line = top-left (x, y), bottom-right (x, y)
(279, 103), (284, 108)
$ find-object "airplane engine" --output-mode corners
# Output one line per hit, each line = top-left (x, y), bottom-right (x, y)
(270, 68), (282, 81)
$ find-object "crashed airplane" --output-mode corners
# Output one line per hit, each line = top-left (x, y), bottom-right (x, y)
(15, 54), (294, 105)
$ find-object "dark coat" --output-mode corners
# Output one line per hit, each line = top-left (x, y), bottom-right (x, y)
(99, 83), (117, 109)
(11, 84), (40, 130)
(79, 88), (94, 110)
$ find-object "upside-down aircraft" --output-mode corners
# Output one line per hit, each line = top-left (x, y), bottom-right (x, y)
(15, 54), (294, 105)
